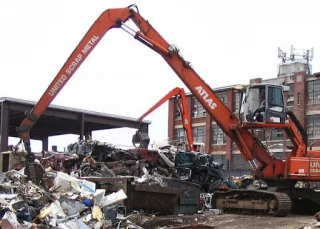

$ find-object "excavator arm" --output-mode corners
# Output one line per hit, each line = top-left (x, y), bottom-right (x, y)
(127, 7), (276, 174)
(136, 87), (194, 151)
(17, 4), (277, 180)
(16, 7), (136, 155)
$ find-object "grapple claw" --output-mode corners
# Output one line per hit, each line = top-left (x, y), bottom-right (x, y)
(132, 129), (150, 149)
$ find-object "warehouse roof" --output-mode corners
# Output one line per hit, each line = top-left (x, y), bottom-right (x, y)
(0, 97), (151, 140)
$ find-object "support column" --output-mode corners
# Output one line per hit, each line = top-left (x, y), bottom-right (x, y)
(205, 114), (212, 153)
(42, 136), (49, 151)
(0, 102), (10, 172)
(188, 96), (194, 148)
(79, 114), (85, 140)
(85, 130), (92, 140)
(168, 99), (175, 141)
(226, 90), (234, 165)
(188, 96), (193, 126)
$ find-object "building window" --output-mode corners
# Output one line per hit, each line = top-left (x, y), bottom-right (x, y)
(212, 124), (226, 145)
(287, 84), (294, 106)
(307, 115), (320, 139)
(174, 100), (182, 120)
(233, 92), (241, 113)
(191, 97), (206, 118)
(174, 128), (185, 143)
(297, 92), (301, 105)
(217, 92), (228, 106)
(308, 79), (320, 104)
(211, 154), (226, 163)
(192, 126), (206, 143)
(231, 154), (250, 169)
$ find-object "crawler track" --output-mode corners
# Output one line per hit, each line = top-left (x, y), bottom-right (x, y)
(212, 190), (291, 216)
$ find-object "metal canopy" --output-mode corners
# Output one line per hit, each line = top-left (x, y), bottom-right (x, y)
(0, 96), (151, 140)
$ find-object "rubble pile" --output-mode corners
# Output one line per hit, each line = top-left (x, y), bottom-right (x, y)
(0, 139), (224, 228)
(0, 169), (145, 228)
(62, 140), (237, 193)
(5, 139), (320, 228)
(0, 165), (219, 228)
(40, 152), (78, 174)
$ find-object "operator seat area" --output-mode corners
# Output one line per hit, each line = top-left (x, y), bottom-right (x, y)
(241, 84), (286, 124)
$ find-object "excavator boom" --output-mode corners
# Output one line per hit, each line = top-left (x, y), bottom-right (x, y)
(16, 7), (135, 154)
(17, 5), (274, 177)
(138, 87), (182, 122)
(137, 87), (194, 151)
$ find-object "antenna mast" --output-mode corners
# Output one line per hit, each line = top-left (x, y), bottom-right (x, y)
(278, 45), (314, 76)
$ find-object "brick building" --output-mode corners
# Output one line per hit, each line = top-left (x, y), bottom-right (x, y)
(168, 60), (320, 169)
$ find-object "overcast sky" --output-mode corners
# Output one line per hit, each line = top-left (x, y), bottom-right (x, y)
(1, 0), (319, 152)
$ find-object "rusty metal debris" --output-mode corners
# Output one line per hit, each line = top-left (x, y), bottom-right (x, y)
(2, 139), (320, 227)
(131, 177), (201, 215)
(62, 140), (237, 193)
(0, 169), (134, 228)
(0, 139), (230, 228)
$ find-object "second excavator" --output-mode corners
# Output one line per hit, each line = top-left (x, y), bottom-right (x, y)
(132, 87), (195, 152)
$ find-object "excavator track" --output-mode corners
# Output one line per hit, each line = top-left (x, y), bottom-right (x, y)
(212, 190), (291, 216)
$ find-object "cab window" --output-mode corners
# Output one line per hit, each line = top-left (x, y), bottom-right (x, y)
(268, 87), (284, 107)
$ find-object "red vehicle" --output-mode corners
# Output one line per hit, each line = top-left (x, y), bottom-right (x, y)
(15, 4), (320, 215)
(133, 87), (195, 151)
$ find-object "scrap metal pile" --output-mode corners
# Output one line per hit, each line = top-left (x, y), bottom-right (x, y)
(63, 140), (237, 193)
(0, 162), (215, 228)
(0, 140), (229, 228)
(3, 140), (320, 228)
(0, 169), (132, 228)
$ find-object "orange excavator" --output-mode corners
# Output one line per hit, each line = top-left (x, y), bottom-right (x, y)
(132, 87), (195, 151)
(15, 4), (320, 215)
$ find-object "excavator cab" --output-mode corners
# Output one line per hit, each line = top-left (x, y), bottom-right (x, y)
(240, 83), (287, 124)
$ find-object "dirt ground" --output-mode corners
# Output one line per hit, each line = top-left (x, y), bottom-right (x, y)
(208, 214), (316, 229)
(129, 212), (318, 229)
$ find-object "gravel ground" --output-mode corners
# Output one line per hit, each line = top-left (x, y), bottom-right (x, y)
(210, 214), (316, 229)
(129, 212), (318, 229)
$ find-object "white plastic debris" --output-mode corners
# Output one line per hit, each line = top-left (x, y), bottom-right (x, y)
(38, 200), (66, 219)
(50, 172), (96, 195)
(101, 189), (127, 207)
(93, 189), (106, 207)
(0, 193), (18, 200)
(51, 172), (82, 192)
(5, 169), (27, 179)
(135, 167), (150, 183)
(94, 220), (111, 229)
(80, 213), (92, 223)
(1, 211), (21, 229)
(80, 179), (96, 194)
(61, 201), (85, 216)
(58, 219), (91, 229)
